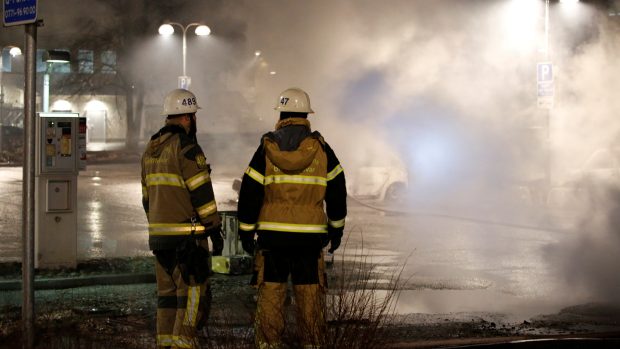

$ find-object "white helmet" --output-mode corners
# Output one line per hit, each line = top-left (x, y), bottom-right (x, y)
(161, 89), (201, 116)
(274, 87), (314, 113)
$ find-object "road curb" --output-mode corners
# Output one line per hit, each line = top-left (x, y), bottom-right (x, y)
(0, 273), (155, 291)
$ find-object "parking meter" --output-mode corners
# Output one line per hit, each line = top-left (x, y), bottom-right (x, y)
(35, 112), (79, 268)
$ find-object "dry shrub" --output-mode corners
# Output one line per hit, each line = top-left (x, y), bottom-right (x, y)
(322, 235), (405, 349)
(198, 305), (255, 349)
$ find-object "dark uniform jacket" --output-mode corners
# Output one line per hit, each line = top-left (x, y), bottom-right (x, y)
(141, 124), (221, 250)
(237, 117), (347, 250)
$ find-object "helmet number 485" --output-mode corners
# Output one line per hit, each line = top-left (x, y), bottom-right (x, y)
(182, 98), (197, 106)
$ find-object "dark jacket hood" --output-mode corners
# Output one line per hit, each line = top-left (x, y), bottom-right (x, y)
(145, 125), (185, 158)
(263, 118), (323, 172)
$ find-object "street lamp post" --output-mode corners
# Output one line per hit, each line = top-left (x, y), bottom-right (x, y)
(544, 0), (550, 60)
(158, 22), (211, 89)
(43, 50), (71, 113)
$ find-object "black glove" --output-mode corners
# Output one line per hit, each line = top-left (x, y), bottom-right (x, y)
(176, 240), (192, 284)
(176, 237), (211, 284)
(188, 242), (211, 284)
(327, 226), (343, 253)
(239, 231), (256, 255)
(209, 226), (224, 256)
(321, 234), (330, 248)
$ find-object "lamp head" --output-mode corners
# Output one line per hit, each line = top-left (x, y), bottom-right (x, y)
(44, 50), (71, 63)
(194, 25), (211, 36)
(8, 46), (22, 57)
(158, 23), (175, 36)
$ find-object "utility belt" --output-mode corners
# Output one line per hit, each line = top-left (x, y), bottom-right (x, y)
(148, 221), (207, 236)
(154, 217), (212, 284)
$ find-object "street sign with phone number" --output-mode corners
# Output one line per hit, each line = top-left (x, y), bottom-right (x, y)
(3, 0), (37, 26)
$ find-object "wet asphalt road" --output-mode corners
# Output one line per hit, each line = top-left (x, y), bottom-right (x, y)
(0, 163), (242, 261)
(0, 163), (608, 321)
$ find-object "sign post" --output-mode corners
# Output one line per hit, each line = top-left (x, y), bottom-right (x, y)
(4, 1), (38, 348)
(537, 62), (555, 199)
(537, 62), (554, 109)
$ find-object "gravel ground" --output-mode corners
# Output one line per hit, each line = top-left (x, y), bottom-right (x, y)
(2, 257), (620, 348)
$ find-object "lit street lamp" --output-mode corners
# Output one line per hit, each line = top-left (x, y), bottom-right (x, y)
(7, 46), (22, 57)
(158, 22), (211, 89)
(43, 50), (71, 113)
(543, 0), (580, 59)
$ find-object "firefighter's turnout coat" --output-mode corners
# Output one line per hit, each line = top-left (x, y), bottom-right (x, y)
(237, 117), (347, 347)
(141, 124), (220, 248)
(237, 117), (347, 250)
(141, 124), (220, 348)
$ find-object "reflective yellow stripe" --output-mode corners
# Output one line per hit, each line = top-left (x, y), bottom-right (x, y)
(142, 185), (148, 198)
(148, 223), (206, 236)
(171, 335), (194, 348)
(183, 286), (200, 326)
(157, 335), (174, 347)
(328, 217), (346, 228)
(185, 171), (210, 191)
(239, 222), (257, 231)
(196, 200), (217, 218)
(145, 173), (185, 188)
(264, 175), (327, 186)
(257, 221), (327, 233)
(327, 164), (344, 181)
(245, 166), (265, 185)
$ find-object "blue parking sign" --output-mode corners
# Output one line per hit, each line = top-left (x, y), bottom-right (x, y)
(3, 0), (37, 26)
(537, 62), (553, 83)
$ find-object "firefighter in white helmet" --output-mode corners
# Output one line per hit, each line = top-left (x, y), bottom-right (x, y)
(237, 87), (347, 348)
(141, 88), (223, 348)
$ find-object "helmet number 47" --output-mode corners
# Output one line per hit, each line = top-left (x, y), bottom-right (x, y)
(182, 98), (197, 106)
(280, 97), (289, 106)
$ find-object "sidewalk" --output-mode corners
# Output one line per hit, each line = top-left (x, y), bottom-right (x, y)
(0, 256), (155, 285)
(85, 141), (141, 164)
(3, 256), (620, 348)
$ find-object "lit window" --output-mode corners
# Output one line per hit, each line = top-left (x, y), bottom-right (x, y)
(78, 50), (94, 74)
(1, 49), (11, 72)
(36, 49), (46, 72)
(101, 51), (116, 74)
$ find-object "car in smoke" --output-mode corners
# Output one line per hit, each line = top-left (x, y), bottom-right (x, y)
(574, 148), (620, 186)
(229, 159), (409, 203)
(348, 166), (409, 202)
(347, 160), (409, 202)
(549, 148), (620, 208)
(572, 148), (620, 197)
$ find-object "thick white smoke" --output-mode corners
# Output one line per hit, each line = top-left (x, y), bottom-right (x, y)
(6, 0), (617, 306)
(236, 0), (620, 306)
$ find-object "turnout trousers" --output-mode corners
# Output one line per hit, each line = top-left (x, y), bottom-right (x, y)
(252, 248), (327, 349)
(154, 241), (212, 349)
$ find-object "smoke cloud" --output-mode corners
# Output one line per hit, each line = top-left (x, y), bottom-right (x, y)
(168, 0), (620, 305)
(233, 0), (620, 306)
(3, 0), (619, 307)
